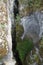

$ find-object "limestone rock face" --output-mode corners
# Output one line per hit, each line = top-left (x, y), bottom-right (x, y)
(0, 1), (8, 59)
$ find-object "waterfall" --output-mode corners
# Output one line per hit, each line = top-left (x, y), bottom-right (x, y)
(21, 11), (43, 43)
(21, 11), (43, 65)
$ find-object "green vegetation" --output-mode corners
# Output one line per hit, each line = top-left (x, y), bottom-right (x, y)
(39, 37), (43, 58)
(16, 14), (24, 41)
(16, 23), (24, 42)
(19, 0), (43, 17)
(15, 5), (34, 63)
(15, 14), (21, 23)
(16, 37), (33, 62)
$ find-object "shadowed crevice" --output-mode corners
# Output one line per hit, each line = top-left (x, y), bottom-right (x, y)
(12, 0), (22, 65)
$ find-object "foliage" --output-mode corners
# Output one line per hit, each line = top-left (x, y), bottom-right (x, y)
(28, 0), (41, 11)
(16, 23), (24, 42)
(16, 37), (33, 62)
(16, 3), (34, 62)
(15, 14), (21, 23)
(39, 37), (43, 58)
(39, 37), (43, 48)
(19, 0), (42, 12)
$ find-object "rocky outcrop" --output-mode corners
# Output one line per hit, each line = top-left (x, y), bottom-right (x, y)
(0, 1), (8, 59)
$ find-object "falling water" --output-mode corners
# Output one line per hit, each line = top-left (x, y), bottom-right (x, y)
(21, 11), (43, 43)
(20, 11), (43, 65)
